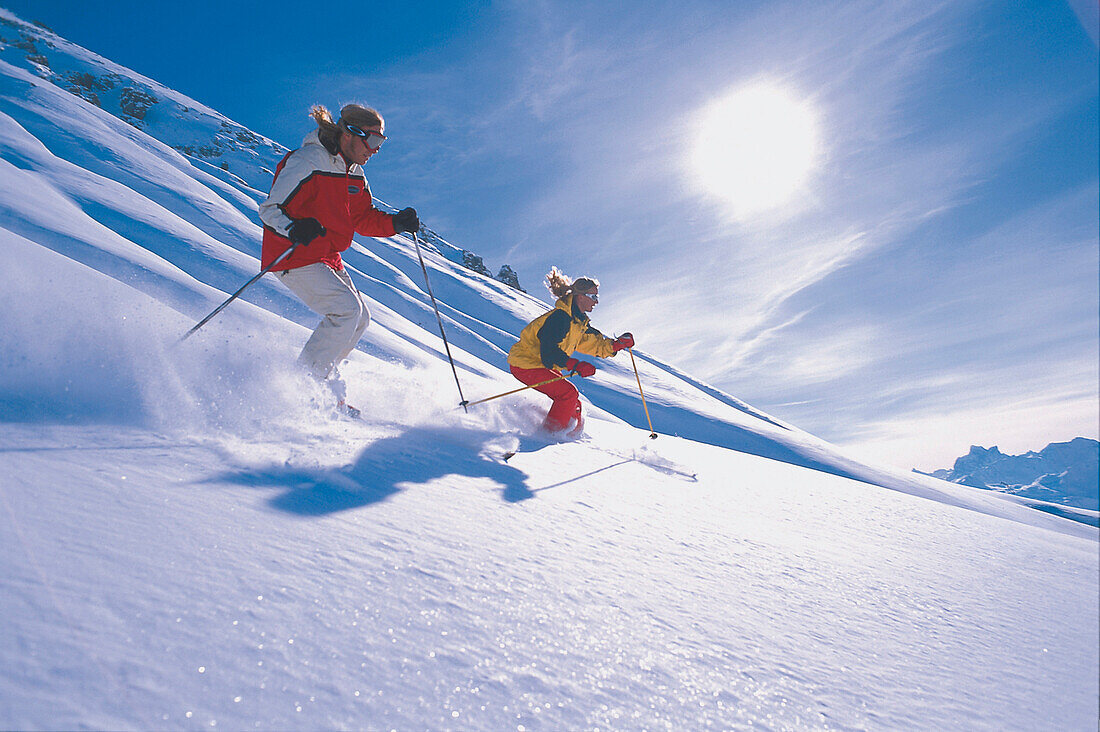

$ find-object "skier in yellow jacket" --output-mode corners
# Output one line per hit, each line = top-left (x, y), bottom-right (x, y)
(507, 267), (634, 434)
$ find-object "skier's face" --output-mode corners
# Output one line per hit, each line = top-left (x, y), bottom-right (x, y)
(340, 124), (384, 165)
(576, 288), (598, 313)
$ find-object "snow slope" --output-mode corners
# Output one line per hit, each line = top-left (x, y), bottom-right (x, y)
(1, 9), (1097, 730)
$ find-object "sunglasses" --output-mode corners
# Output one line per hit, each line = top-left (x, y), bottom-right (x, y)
(345, 123), (386, 151)
(579, 290), (599, 302)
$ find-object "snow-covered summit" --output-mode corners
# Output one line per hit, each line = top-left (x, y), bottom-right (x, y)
(929, 438), (1099, 511)
(0, 8), (1096, 730)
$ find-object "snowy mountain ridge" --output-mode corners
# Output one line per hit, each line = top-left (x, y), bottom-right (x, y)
(927, 437), (1099, 511)
(0, 8), (1096, 730)
(0, 8), (525, 290)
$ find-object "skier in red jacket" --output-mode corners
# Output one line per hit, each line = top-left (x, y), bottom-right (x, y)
(259, 103), (419, 417)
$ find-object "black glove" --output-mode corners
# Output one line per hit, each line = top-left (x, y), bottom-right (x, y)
(392, 207), (420, 234)
(286, 217), (326, 246)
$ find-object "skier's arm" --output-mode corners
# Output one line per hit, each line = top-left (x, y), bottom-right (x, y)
(536, 309), (572, 369)
(259, 150), (318, 237)
(574, 325), (616, 359)
(352, 182), (398, 237)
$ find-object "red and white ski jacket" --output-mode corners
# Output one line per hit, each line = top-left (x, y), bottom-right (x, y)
(259, 130), (396, 271)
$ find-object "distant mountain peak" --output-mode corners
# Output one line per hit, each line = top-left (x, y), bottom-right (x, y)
(965, 444), (1003, 458)
(930, 438), (1099, 510)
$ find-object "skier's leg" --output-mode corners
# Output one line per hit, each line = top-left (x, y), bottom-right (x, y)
(568, 401), (585, 435)
(542, 382), (580, 431)
(509, 366), (579, 431)
(277, 263), (368, 381)
(331, 266), (370, 366)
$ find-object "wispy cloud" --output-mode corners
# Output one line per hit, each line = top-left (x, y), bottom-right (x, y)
(838, 361), (1100, 472)
(498, 1), (986, 308)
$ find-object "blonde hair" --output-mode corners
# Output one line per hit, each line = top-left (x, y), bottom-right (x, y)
(545, 267), (599, 299)
(309, 103), (384, 152)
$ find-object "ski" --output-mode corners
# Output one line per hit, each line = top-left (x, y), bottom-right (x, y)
(499, 437), (695, 480)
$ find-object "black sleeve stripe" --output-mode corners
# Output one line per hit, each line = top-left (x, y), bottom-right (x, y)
(537, 309), (572, 368)
(277, 171), (317, 209)
(278, 170), (358, 209)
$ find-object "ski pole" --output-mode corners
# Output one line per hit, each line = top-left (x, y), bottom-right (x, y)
(462, 372), (573, 408)
(627, 348), (658, 439)
(180, 243), (300, 342)
(411, 231), (468, 411)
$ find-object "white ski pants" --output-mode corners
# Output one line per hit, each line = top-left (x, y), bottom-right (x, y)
(276, 263), (370, 382)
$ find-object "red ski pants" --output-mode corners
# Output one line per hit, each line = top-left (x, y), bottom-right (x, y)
(510, 365), (580, 431)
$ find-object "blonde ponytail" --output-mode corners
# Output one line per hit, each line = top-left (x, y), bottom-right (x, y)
(309, 104), (336, 129)
(545, 267), (573, 298)
(310, 104), (341, 151)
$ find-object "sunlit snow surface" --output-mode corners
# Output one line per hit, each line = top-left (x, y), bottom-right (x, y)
(3, 413), (1097, 730)
(0, 8), (1097, 730)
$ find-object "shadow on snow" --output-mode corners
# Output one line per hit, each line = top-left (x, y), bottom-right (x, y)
(206, 426), (629, 514)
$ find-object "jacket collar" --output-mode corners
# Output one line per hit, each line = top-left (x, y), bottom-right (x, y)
(304, 129), (356, 171)
(557, 294), (589, 325)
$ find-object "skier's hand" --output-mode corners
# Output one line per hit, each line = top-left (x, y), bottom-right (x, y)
(287, 217), (325, 246)
(565, 358), (596, 378)
(612, 332), (634, 352)
(392, 207), (420, 234)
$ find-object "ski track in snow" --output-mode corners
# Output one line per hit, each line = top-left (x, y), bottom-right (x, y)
(0, 9), (1097, 730)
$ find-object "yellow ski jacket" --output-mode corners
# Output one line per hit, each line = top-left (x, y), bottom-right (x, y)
(507, 294), (617, 371)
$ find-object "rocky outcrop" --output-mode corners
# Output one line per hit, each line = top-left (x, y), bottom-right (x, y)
(120, 86), (158, 123)
(461, 251), (492, 277)
(495, 265), (524, 292)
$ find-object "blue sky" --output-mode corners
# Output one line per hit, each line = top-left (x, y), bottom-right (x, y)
(8, 0), (1097, 470)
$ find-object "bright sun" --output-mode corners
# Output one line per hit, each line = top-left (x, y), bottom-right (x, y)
(690, 84), (821, 218)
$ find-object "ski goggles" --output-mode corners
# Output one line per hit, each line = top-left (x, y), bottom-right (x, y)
(344, 123), (386, 151)
(578, 290), (598, 302)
